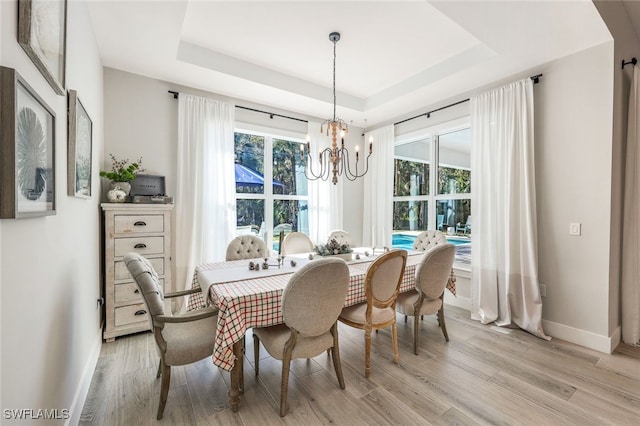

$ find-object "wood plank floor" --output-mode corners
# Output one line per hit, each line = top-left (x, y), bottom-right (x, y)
(80, 306), (640, 425)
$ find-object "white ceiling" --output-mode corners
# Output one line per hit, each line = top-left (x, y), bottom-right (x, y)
(87, 1), (613, 127)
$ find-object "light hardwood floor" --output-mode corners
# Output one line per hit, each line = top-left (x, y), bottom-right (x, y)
(80, 306), (640, 425)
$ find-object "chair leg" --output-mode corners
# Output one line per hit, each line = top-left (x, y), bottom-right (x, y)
(253, 334), (260, 376)
(364, 327), (372, 378)
(391, 322), (399, 364)
(156, 359), (162, 378)
(413, 314), (420, 355)
(330, 323), (345, 389)
(280, 353), (292, 417)
(438, 306), (450, 342)
(157, 362), (171, 420)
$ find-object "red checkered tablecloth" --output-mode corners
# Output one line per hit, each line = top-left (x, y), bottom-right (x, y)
(201, 253), (456, 371)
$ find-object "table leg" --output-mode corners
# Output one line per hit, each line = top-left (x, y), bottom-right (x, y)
(229, 339), (244, 412)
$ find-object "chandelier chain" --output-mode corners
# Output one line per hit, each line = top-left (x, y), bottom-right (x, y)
(333, 37), (337, 121)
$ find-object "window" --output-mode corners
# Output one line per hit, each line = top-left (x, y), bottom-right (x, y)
(234, 130), (308, 251)
(392, 122), (471, 251)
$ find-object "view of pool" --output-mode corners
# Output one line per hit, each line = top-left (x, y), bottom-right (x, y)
(391, 233), (470, 250)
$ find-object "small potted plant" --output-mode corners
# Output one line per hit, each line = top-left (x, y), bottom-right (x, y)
(100, 154), (144, 201)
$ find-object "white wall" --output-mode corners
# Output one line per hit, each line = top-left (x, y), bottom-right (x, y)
(535, 42), (615, 345)
(0, 1), (104, 423)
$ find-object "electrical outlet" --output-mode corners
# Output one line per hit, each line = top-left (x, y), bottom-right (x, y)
(539, 283), (547, 297)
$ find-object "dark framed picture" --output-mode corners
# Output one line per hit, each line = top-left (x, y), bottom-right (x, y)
(0, 66), (56, 218)
(68, 90), (92, 198)
(18, 0), (67, 95)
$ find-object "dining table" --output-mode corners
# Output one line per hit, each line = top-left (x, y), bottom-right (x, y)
(188, 248), (456, 412)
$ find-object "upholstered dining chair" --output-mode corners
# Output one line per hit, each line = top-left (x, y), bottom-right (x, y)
(252, 258), (350, 417)
(124, 253), (218, 420)
(412, 230), (447, 251)
(396, 243), (456, 354)
(338, 249), (407, 378)
(281, 231), (314, 255)
(328, 229), (356, 248)
(226, 234), (268, 260)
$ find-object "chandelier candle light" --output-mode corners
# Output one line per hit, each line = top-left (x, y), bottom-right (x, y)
(301, 32), (373, 184)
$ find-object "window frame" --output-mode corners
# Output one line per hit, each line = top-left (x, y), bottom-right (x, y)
(393, 117), (471, 232)
(234, 126), (307, 250)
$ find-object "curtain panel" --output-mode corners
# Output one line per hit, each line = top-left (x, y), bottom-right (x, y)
(175, 94), (236, 312)
(470, 78), (548, 339)
(362, 124), (395, 248)
(622, 64), (640, 346)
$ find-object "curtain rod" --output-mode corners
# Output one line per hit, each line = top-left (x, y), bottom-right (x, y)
(622, 57), (637, 69)
(167, 91), (308, 124)
(393, 73), (543, 126)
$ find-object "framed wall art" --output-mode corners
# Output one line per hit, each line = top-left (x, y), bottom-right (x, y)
(67, 90), (93, 198)
(18, 0), (68, 95)
(0, 66), (56, 218)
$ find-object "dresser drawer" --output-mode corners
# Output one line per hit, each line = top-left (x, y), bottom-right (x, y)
(115, 303), (149, 327)
(114, 236), (164, 257)
(115, 257), (164, 280)
(114, 214), (164, 234)
(115, 279), (164, 303)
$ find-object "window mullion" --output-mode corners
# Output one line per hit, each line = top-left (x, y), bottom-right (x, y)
(429, 134), (439, 230)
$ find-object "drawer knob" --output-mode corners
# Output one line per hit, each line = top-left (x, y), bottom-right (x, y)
(134, 243), (147, 249)
(134, 289), (140, 294)
(134, 221), (147, 226)
(134, 309), (147, 316)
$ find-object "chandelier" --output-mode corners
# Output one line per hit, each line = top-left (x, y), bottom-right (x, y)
(301, 32), (373, 185)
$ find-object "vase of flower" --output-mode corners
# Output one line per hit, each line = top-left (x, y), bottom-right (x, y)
(100, 154), (144, 202)
(109, 181), (132, 196)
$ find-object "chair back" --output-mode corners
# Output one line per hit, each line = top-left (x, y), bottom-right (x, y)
(413, 230), (447, 251)
(281, 232), (314, 255)
(226, 235), (267, 260)
(366, 249), (407, 308)
(328, 230), (356, 248)
(282, 258), (350, 336)
(416, 243), (456, 300)
(124, 252), (165, 317)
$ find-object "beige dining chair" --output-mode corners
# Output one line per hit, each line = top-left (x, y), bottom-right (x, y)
(396, 243), (456, 354)
(328, 229), (356, 248)
(252, 258), (350, 417)
(281, 231), (314, 255)
(338, 249), (407, 378)
(226, 234), (268, 260)
(124, 253), (218, 420)
(412, 230), (447, 251)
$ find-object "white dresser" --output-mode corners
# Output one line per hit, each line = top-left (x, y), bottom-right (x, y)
(101, 203), (174, 341)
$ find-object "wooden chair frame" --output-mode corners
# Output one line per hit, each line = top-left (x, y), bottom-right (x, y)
(339, 249), (407, 377)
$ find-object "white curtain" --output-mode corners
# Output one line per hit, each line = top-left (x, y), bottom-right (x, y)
(362, 124), (394, 248)
(470, 79), (548, 339)
(175, 94), (236, 311)
(622, 64), (640, 346)
(307, 121), (343, 244)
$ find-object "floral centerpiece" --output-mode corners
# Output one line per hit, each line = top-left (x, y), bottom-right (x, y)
(314, 238), (353, 260)
(100, 154), (144, 202)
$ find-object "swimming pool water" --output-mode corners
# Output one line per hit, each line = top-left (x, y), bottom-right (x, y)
(392, 233), (469, 250)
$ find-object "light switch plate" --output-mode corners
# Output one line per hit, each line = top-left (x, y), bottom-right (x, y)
(569, 223), (581, 236)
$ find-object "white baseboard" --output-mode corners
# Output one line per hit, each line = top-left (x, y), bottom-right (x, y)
(444, 292), (471, 311)
(66, 332), (102, 426)
(542, 319), (621, 354)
